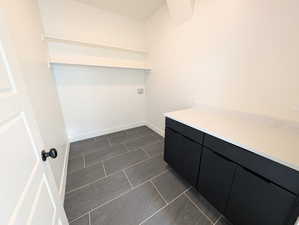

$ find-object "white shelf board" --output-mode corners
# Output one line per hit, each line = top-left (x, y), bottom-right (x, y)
(49, 55), (151, 70)
(44, 35), (148, 54)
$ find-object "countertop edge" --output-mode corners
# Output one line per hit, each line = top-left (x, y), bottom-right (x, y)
(164, 112), (299, 172)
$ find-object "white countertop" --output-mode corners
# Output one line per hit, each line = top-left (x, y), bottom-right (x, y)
(164, 107), (299, 172)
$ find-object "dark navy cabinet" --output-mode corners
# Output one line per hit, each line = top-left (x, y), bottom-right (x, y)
(164, 127), (202, 185)
(198, 148), (237, 213)
(164, 117), (299, 225)
(226, 167), (296, 225)
(164, 128), (183, 173)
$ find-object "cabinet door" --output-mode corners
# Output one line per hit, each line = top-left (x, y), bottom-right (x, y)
(164, 128), (202, 185)
(180, 135), (202, 185)
(198, 148), (237, 213)
(226, 167), (296, 225)
(164, 127), (183, 172)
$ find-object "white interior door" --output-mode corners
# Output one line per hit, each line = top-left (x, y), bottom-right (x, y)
(0, 11), (69, 225)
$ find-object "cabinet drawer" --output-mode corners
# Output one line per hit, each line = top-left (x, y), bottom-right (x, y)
(204, 134), (299, 194)
(166, 118), (204, 144)
(226, 167), (296, 225)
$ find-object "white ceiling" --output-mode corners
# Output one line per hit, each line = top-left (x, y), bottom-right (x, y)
(74, 0), (165, 20)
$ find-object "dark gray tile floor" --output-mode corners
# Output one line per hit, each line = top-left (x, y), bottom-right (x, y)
(65, 126), (224, 225)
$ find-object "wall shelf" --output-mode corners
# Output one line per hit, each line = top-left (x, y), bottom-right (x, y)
(44, 35), (148, 54)
(49, 55), (151, 70)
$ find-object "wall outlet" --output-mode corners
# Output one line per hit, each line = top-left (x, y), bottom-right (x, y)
(137, 88), (144, 95)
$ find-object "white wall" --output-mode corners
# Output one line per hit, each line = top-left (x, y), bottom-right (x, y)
(53, 64), (147, 141)
(38, 0), (148, 141)
(145, 0), (299, 134)
(3, 0), (68, 197)
(38, 0), (147, 52)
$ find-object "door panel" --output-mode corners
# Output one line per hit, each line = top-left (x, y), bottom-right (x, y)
(226, 167), (296, 225)
(180, 136), (202, 185)
(0, 45), (14, 91)
(198, 148), (237, 213)
(164, 127), (202, 185)
(0, 10), (68, 225)
(164, 127), (183, 172)
(0, 114), (39, 224)
(28, 176), (56, 225)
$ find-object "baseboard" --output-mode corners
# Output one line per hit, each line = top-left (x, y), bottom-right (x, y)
(146, 122), (165, 137)
(68, 121), (147, 142)
(59, 142), (70, 202)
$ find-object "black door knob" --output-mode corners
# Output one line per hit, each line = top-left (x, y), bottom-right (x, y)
(41, 148), (58, 161)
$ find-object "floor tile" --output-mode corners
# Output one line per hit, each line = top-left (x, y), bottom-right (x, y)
(107, 130), (127, 139)
(64, 171), (131, 221)
(103, 150), (148, 175)
(71, 139), (110, 156)
(84, 144), (127, 167)
(186, 188), (221, 223)
(70, 214), (89, 225)
(108, 133), (139, 145)
(93, 134), (110, 141)
(68, 150), (84, 160)
(86, 139), (111, 154)
(215, 217), (233, 225)
(152, 170), (190, 203)
(66, 163), (106, 192)
(125, 126), (155, 138)
(70, 138), (96, 152)
(71, 138), (96, 147)
(125, 155), (168, 186)
(67, 156), (84, 174)
(142, 195), (212, 225)
(91, 182), (166, 225)
(142, 141), (164, 157)
(125, 134), (162, 151)
(108, 134), (129, 145)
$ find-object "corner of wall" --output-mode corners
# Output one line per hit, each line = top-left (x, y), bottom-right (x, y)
(68, 121), (147, 143)
(146, 122), (165, 137)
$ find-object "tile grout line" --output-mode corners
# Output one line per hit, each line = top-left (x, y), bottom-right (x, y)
(129, 169), (169, 190)
(107, 136), (113, 147)
(101, 148), (142, 164)
(213, 215), (223, 225)
(66, 131), (166, 219)
(138, 187), (192, 225)
(68, 170), (170, 222)
(104, 149), (158, 171)
(69, 211), (90, 224)
(71, 126), (156, 146)
(89, 189), (132, 213)
(74, 145), (143, 174)
(78, 135), (163, 168)
(123, 170), (134, 188)
(150, 181), (168, 204)
(184, 193), (214, 224)
(102, 162), (107, 177)
(141, 148), (152, 158)
(68, 188), (131, 224)
(88, 212), (91, 225)
(66, 173), (108, 195)
(83, 155), (86, 168)
(67, 161), (169, 195)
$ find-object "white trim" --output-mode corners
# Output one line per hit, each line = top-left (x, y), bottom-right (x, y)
(59, 142), (70, 202)
(44, 35), (148, 54)
(146, 122), (165, 137)
(68, 121), (146, 142)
